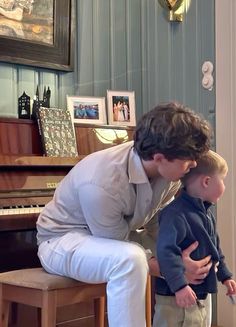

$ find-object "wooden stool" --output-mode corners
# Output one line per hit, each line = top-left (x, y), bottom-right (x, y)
(0, 268), (152, 327)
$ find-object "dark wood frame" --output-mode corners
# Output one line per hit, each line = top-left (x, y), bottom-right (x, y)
(0, 0), (74, 71)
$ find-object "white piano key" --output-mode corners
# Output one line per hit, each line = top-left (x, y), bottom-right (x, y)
(0, 206), (44, 215)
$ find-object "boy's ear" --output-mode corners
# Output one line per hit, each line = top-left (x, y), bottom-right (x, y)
(153, 153), (165, 162)
(202, 175), (211, 188)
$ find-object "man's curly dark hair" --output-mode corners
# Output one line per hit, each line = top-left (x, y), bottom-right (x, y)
(133, 102), (212, 161)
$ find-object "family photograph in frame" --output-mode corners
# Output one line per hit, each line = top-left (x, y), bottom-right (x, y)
(107, 90), (136, 126)
(67, 95), (107, 125)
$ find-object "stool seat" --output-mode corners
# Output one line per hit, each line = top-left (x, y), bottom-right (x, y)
(0, 268), (87, 291)
(0, 267), (107, 327)
(0, 268), (152, 327)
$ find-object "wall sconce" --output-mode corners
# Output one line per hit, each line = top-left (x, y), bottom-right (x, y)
(93, 128), (128, 145)
(158, 0), (191, 22)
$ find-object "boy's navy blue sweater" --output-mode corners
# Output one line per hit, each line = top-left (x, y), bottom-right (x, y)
(156, 190), (232, 300)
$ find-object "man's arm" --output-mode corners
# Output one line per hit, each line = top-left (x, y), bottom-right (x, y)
(148, 241), (212, 284)
(79, 184), (129, 240)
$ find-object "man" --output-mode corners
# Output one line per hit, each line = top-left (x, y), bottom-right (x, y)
(37, 102), (213, 327)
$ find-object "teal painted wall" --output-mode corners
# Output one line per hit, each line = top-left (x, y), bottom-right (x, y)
(0, 0), (215, 126)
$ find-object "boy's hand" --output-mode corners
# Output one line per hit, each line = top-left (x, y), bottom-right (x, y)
(175, 285), (197, 308)
(182, 241), (212, 284)
(223, 279), (236, 295)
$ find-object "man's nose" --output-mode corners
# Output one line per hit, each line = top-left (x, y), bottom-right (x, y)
(191, 160), (197, 168)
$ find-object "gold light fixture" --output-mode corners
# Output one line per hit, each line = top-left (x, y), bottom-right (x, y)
(158, 0), (191, 22)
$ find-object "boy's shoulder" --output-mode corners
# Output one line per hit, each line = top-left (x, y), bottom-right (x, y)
(161, 192), (185, 212)
(159, 192), (188, 222)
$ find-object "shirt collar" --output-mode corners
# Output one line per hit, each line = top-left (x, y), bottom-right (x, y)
(128, 147), (149, 184)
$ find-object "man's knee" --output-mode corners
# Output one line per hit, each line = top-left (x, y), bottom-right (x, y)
(118, 242), (148, 274)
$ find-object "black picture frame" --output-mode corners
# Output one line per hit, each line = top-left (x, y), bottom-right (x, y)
(0, 0), (74, 71)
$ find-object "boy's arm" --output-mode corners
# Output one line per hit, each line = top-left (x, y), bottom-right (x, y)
(215, 233), (233, 282)
(156, 213), (190, 293)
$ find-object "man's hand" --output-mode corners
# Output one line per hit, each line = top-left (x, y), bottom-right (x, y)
(182, 241), (212, 284)
(147, 241), (212, 280)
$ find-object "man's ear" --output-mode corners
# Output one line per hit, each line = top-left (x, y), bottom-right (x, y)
(153, 153), (165, 163)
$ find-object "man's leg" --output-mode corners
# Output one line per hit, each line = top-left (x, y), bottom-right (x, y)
(38, 230), (149, 327)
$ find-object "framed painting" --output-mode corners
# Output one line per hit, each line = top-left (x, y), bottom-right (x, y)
(107, 90), (136, 126)
(67, 95), (107, 125)
(0, 0), (74, 71)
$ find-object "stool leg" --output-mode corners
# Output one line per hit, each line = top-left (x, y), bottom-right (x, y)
(2, 301), (10, 327)
(0, 284), (10, 327)
(145, 274), (152, 327)
(41, 291), (56, 327)
(10, 303), (18, 325)
(94, 296), (105, 327)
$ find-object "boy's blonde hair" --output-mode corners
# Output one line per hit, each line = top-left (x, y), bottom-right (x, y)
(182, 150), (228, 185)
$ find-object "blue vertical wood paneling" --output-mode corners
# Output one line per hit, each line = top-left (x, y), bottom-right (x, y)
(155, 3), (171, 106)
(76, 0), (94, 95)
(110, 0), (127, 89)
(140, 0), (148, 114)
(198, 0), (215, 131)
(183, 1), (199, 109)
(17, 68), (37, 99)
(147, 0), (159, 109)
(126, 0), (142, 116)
(0, 64), (18, 117)
(92, 0), (110, 96)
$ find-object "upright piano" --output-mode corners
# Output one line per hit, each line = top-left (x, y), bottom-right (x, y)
(0, 117), (134, 273)
(0, 155), (81, 272)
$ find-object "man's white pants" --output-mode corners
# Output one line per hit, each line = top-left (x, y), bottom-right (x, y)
(38, 230), (149, 327)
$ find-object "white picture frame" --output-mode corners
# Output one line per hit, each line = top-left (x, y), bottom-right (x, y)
(67, 95), (107, 125)
(107, 90), (136, 126)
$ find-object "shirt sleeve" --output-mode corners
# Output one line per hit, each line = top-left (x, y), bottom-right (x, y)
(157, 212), (188, 293)
(78, 183), (130, 240)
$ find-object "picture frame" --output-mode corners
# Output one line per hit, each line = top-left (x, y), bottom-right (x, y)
(0, 0), (74, 71)
(67, 95), (107, 125)
(107, 90), (136, 126)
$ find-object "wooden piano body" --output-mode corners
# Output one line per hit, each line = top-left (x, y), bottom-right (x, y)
(0, 117), (134, 326)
